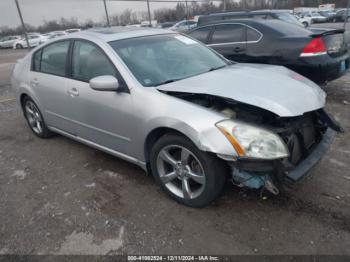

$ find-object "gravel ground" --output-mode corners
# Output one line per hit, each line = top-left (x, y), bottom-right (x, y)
(0, 26), (349, 255)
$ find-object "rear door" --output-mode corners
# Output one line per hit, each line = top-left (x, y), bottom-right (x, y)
(207, 23), (247, 61)
(243, 26), (264, 63)
(30, 40), (74, 133)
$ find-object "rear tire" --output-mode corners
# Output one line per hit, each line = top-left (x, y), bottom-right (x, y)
(22, 97), (54, 138)
(302, 22), (308, 28)
(150, 134), (228, 207)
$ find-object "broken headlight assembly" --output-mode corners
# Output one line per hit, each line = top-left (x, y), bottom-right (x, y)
(216, 120), (289, 160)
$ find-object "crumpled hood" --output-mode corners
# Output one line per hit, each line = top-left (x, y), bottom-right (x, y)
(157, 63), (326, 117)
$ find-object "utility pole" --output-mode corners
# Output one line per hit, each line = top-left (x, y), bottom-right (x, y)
(146, 0), (152, 27)
(344, 0), (350, 31)
(103, 0), (110, 27)
(185, 0), (189, 19)
(14, 0), (30, 50)
(223, 0), (227, 12)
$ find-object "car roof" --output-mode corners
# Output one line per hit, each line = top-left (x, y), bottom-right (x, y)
(192, 18), (312, 36)
(204, 9), (291, 17)
(72, 26), (173, 42)
(197, 10), (293, 26)
(195, 18), (283, 28)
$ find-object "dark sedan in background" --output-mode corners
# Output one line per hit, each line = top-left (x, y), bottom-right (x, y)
(187, 19), (349, 83)
(334, 9), (350, 22)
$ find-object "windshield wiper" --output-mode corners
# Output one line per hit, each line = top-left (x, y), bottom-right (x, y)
(207, 65), (226, 72)
(154, 65), (227, 86)
(154, 78), (181, 86)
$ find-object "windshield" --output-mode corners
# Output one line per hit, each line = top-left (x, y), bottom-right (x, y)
(276, 13), (303, 26)
(109, 34), (227, 87)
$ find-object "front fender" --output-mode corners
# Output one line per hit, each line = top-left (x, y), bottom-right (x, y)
(140, 116), (238, 162)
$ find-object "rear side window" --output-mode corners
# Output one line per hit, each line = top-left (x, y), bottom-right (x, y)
(247, 28), (261, 42)
(40, 41), (70, 76)
(188, 27), (212, 43)
(211, 24), (245, 44)
(72, 40), (117, 82)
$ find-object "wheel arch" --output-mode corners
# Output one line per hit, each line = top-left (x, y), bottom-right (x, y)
(144, 127), (190, 170)
(20, 93), (29, 110)
(143, 122), (237, 173)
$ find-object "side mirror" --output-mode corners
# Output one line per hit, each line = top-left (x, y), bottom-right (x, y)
(89, 75), (121, 92)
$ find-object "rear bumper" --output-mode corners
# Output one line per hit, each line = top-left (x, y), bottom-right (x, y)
(284, 127), (336, 185)
(289, 54), (349, 83)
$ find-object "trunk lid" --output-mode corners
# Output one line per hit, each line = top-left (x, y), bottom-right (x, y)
(311, 28), (347, 57)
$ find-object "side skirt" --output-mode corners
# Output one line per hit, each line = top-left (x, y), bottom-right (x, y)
(48, 126), (147, 171)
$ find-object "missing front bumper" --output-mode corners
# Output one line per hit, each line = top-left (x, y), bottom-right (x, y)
(284, 127), (336, 185)
(229, 127), (336, 194)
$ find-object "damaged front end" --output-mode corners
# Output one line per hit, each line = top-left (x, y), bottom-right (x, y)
(165, 92), (341, 195)
(229, 109), (340, 195)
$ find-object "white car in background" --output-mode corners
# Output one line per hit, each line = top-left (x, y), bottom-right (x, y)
(45, 31), (67, 40)
(0, 35), (20, 48)
(303, 12), (328, 23)
(296, 15), (312, 27)
(12, 34), (46, 49)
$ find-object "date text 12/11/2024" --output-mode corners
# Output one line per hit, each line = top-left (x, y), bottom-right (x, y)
(127, 256), (219, 261)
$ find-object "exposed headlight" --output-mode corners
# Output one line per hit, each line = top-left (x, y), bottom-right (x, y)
(216, 120), (289, 160)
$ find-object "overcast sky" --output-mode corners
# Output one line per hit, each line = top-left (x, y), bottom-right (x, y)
(0, 0), (180, 27)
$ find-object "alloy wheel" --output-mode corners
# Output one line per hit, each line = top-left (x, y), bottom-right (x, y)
(24, 100), (43, 135)
(156, 145), (206, 200)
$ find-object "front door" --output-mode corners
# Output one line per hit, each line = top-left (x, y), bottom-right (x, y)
(66, 40), (135, 155)
(29, 40), (75, 134)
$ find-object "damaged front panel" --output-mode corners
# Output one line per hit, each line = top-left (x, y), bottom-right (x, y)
(163, 91), (339, 194)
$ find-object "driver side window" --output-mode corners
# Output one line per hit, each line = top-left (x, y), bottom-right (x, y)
(72, 40), (117, 82)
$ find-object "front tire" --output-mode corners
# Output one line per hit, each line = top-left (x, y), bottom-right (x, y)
(150, 134), (228, 207)
(23, 97), (53, 138)
(16, 44), (23, 49)
(302, 22), (308, 28)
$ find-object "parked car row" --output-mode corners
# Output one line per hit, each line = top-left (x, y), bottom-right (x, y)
(297, 9), (350, 23)
(185, 10), (349, 84)
(11, 27), (342, 207)
(0, 29), (81, 49)
(299, 12), (329, 23)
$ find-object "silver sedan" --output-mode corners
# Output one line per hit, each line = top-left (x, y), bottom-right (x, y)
(11, 27), (339, 207)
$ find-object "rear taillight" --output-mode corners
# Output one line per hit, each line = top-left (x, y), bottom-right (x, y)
(300, 37), (327, 57)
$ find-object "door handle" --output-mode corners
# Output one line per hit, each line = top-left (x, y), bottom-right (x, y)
(68, 88), (79, 97)
(233, 47), (245, 53)
(30, 78), (39, 87)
